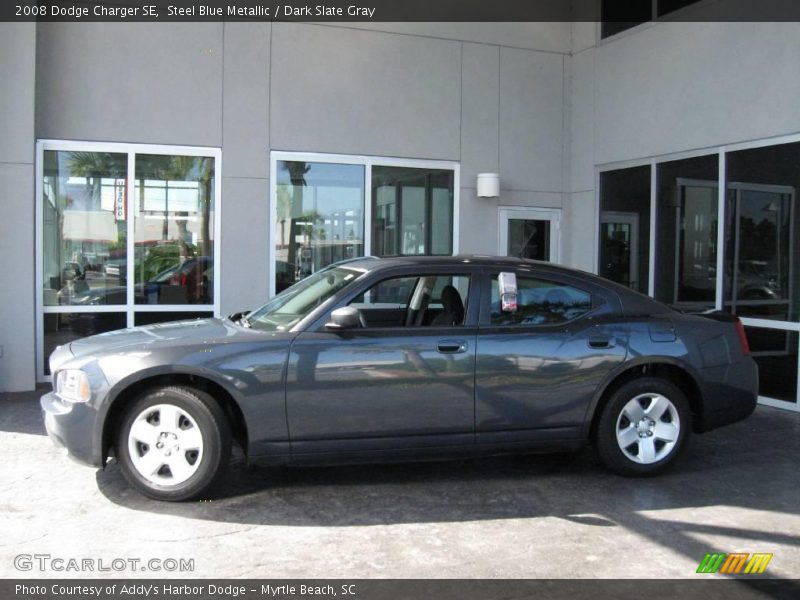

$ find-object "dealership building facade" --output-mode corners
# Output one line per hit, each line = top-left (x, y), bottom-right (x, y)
(1, 16), (799, 411)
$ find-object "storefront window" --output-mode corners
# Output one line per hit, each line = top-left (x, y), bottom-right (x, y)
(39, 143), (220, 380)
(746, 327), (798, 403)
(43, 312), (127, 375)
(274, 161), (365, 293)
(272, 155), (457, 295)
(372, 166), (453, 257)
(724, 142), (800, 322)
(134, 154), (215, 305)
(598, 165), (651, 293)
(42, 150), (128, 306)
(655, 155), (718, 311)
(598, 141), (800, 407)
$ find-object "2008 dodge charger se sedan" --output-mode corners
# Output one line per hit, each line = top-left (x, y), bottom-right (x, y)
(42, 256), (758, 501)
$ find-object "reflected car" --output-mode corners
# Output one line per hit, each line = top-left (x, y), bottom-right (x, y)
(42, 256), (758, 501)
(63, 257), (212, 307)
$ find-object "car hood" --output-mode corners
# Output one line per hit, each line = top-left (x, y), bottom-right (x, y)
(68, 318), (243, 358)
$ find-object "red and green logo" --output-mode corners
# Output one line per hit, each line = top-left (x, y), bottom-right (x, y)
(696, 552), (773, 574)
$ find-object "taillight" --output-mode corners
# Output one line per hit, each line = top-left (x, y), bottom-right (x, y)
(733, 317), (750, 356)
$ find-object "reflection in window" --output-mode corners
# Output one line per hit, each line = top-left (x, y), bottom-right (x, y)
(134, 155), (215, 305)
(724, 142), (799, 322)
(42, 151), (128, 306)
(655, 155), (718, 311)
(43, 312), (127, 375)
(134, 311), (214, 327)
(372, 166), (453, 257)
(275, 161), (365, 293)
(491, 276), (592, 326)
(599, 166), (650, 292)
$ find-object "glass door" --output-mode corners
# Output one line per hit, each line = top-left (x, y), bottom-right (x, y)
(498, 208), (560, 262)
(724, 182), (797, 410)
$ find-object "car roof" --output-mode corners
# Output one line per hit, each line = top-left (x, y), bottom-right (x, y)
(337, 254), (586, 275)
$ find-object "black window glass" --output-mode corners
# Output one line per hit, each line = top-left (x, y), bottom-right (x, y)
(655, 155), (719, 312)
(372, 166), (454, 256)
(491, 276), (593, 326)
(724, 142), (800, 323)
(601, 0), (651, 38)
(599, 165), (651, 293)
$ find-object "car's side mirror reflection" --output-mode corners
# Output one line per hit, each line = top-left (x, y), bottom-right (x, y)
(325, 306), (364, 331)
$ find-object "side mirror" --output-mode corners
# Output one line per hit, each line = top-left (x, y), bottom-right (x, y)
(498, 272), (518, 313)
(325, 306), (363, 331)
(228, 310), (250, 322)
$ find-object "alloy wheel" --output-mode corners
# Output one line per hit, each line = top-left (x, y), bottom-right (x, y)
(615, 393), (680, 464)
(127, 403), (204, 485)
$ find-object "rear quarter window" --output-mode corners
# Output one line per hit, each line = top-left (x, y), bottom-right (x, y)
(491, 275), (593, 326)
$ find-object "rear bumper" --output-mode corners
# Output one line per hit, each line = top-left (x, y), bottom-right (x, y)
(41, 392), (102, 467)
(696, 356), (759, 432)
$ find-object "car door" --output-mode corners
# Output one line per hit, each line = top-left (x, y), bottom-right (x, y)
(475, 267), (628, 444)
(285, 267), (479, 455)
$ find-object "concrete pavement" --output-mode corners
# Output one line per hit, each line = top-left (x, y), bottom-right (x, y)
(1, 388), (798, 579)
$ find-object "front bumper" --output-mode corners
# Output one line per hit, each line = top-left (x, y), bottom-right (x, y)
(41, 391), (101, 467)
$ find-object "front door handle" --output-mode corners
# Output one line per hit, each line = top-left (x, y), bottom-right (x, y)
(437, 339), (468, 354)
(588, 336), (614, 349)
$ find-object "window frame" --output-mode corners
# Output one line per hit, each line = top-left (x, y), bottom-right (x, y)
(35, 139), (222, 382)
(269, 151), (460, 298)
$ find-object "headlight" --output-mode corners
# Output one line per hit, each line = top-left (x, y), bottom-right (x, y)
(55, 369), (92, 403)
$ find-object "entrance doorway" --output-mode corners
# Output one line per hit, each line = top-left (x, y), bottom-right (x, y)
(498, 207), (560, 262)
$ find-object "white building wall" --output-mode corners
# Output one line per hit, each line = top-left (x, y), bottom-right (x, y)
(0, 24), (36, 392)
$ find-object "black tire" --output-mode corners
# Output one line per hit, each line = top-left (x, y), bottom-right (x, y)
(116, 386), (231, 501)
(595, 377), (691, 476)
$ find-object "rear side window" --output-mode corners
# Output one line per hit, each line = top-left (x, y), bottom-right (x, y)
(490, 275), (593, 326)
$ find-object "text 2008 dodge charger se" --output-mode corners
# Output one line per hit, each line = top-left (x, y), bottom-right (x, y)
(42, 256), (758, 501)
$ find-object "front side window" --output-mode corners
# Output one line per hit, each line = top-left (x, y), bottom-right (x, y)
(350, 274), (469, 328)
(490, 275), (592, 326)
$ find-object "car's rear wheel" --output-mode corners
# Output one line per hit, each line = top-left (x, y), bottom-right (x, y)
(595, 377), (690, 476)
(116, 386), (231, 501)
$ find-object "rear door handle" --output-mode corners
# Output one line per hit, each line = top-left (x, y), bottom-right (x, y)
(437, 339), (468, 354)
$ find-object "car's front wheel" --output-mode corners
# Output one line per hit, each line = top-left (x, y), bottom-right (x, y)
(595, 377), (690, 476)
(116, 386), (231, 501)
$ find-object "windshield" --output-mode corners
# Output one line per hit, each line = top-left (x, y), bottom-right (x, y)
(246, 266), (364, 331)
